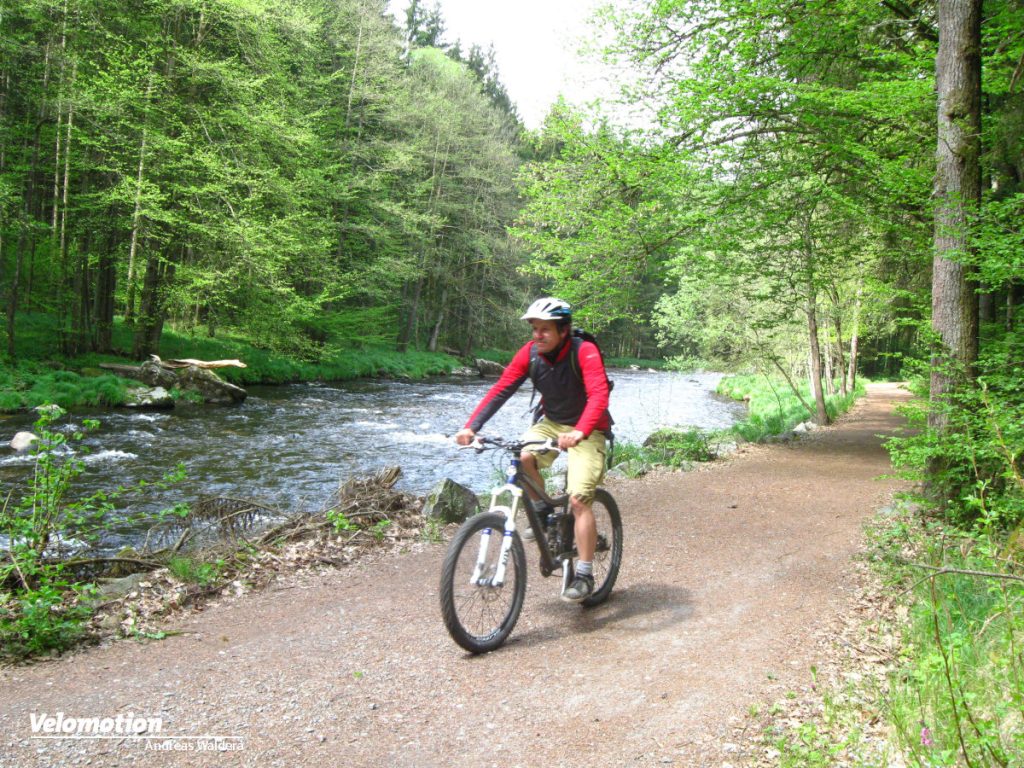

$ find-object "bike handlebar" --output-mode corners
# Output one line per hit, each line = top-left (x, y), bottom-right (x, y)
(459, 435), (560, 454)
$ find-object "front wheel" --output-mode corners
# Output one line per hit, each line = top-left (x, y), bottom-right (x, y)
(439, 512), (527, 653)
(582, 488), (622, 607)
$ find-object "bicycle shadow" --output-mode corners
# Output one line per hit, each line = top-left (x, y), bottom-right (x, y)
(507, 581), (694, 650)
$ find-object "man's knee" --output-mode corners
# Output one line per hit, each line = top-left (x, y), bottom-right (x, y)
(570, 494), (592, 514)
(520, 450), (537, 469)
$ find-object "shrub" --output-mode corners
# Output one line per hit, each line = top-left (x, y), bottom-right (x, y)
(0, 583), (96, 659)
(643, 427), (717, 464)
(0, 406), (185, 659)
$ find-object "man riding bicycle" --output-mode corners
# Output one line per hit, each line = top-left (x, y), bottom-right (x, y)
(454, 297), (612, 602)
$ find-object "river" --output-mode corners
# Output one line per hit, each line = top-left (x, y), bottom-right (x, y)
(0, 369), (745, 550)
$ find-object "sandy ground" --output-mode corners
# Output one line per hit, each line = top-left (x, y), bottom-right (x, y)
(0, 382), (911, 768)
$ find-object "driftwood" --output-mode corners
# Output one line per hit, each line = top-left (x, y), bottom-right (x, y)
(99, 356), (247, 403)
(154, 355), (247, 369)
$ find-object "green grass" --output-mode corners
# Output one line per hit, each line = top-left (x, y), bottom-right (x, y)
(611, 427), (731, 477)
(759, 503), (1024, 767)
(0, 367), (136, 413)
(718, 373), (865, 442)
(167, 556), (224, 586)
(0, 312), (461, 411)
(879, 518), (1024, 768)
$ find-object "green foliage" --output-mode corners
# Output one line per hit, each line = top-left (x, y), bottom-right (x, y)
(720, 374), (865, 443)
(370, 520), (392, 542)
(167, 556), (223, 586)
(514, 104), (681, 355)
(606, 356), (669, 371)
(0, 583), (96, 659)
(419, 515), (444, 543)
(0, 312), (460, 408)
(612, 428), (724, 477)
(22, 373), (131, 411)
(770, 721), (846, 768)
(0, 406), (185, 659)
(0, 0), (526, 372)
(326, 511), (392, 542)
(886, 342), (1024, 529)
(869, 511), (1024, 767)
(642, 428), (718, 465)
(328, 511), (358, 533)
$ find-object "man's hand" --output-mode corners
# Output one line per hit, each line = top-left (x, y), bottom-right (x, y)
(558, 430), (585, 450)
(454, 428), (476, 446)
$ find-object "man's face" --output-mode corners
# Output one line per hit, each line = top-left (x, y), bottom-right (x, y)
(530, 319), (568, 355)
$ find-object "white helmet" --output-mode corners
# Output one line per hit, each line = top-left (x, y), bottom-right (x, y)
(520, 297), (572, 322)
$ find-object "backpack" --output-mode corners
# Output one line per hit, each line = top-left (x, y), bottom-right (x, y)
(567, 328), (615, 394)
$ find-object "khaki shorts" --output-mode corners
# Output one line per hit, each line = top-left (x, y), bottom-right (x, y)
(523, 418), (607, 503)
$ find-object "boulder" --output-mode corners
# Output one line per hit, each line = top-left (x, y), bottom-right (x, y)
(10, 431), (38, 452)
(95, 572), (150, 599)
(138, 359), (180, 389)
(475, 359), (505, 377)
(125, 386), (175, 409)
(100, 359), (247, 404)
(175, 366), (247, 404)
(423, 478), (480, 524)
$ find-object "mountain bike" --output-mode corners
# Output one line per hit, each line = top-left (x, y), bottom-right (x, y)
(439, 436), (623, 653)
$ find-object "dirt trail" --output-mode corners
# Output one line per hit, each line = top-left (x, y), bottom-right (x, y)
(0, 382), (911, 768)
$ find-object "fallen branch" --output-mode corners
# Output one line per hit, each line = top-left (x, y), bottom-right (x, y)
(899, 561), (1024, 596)
(58, 556), (163, 571)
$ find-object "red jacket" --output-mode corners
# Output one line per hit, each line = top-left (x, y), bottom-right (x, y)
(464, 336), (611, 437)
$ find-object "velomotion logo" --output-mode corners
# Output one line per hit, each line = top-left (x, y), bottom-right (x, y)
(31, 712), (162, 737)
(29, 711), (245, 751)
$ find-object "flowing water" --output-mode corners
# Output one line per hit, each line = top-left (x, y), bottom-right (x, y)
(0, 370), (746, 550)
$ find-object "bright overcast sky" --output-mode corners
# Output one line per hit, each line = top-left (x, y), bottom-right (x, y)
(386, 0), (614, 130)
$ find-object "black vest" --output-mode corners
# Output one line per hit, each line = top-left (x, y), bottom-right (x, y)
(528, 338), (588, 426)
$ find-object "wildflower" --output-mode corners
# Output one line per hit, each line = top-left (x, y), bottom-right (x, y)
(920, 724), (933, 748)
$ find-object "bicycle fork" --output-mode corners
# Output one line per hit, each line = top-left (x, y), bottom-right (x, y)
(468, 484), (521, 587)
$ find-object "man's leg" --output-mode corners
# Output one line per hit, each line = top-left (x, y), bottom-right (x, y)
(519, 450), (548, 505)
(570, 495), (596, 562)
(561, 432), (606, 602)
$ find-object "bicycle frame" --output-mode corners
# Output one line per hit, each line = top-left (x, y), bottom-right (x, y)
(472, 450), (572, 591)
(442, 434), (622, 652)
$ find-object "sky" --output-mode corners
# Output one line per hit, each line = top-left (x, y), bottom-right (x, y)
(386, 0), (614, 130)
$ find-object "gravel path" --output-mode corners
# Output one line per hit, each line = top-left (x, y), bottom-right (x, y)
(0, 382), (910, 768)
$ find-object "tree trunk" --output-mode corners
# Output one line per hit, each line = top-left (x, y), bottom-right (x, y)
(7, 230), (25, 361)
(94, 218), (117, 353)
(398, 275), (423, 352)
(806, 286), (829, 426)
(125, 76), (154, 325)
(929, 0), (982, 433)
(823, 339), (835, 396)
(828, 286), (848, 396)
(428, 288), (447, 352)
(132, 249), (174, 359)
(7, 116), (44, 360)
(847, 288), (862, 393)
(59, 96), (77, 354)
(1007, 280), (1020, 331)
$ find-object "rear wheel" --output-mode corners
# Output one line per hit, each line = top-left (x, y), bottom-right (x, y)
(582, 488), (622, 607)
(439, 513), (527, 653)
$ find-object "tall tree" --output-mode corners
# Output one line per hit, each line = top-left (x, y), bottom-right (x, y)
(929, 0), (982, 433)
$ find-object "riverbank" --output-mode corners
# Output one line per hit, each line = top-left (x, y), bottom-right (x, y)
(0, 314), (463, 413)
(0, 382), (913, 766)
(1, 313), (673, 414)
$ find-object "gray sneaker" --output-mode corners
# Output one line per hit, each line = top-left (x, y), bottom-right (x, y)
(561, 574), (594, 603)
